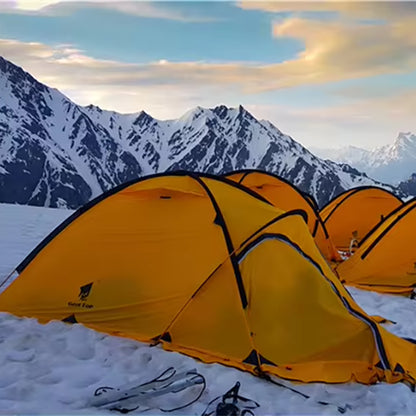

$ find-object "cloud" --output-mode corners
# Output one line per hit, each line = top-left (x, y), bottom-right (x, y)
(0, 38), (242, 116)
(2, 3), (416, 92)
(0, 37), (414, 149)
(238, 1), (416, 21)
(1, 15), (416, 102)
(270, 16), (416, 84)
(0, 1), (217, 22)
(233, 2), (416, 91)
(15, 0), (57, 10)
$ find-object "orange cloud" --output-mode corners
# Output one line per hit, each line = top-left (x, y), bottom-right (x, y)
(271, 17), (416, 84)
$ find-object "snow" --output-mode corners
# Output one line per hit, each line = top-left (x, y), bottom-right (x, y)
(0, 203), (72, 283)
(1, 202), (416, 414)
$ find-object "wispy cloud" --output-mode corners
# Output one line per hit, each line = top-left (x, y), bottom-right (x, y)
(271, 16), (416, 85)
(2, 3), (416, 92)
(0, 38), (241, 116)
(238, 1), (416, 20)
(1, 1), (216, 22)
(0, 35), (414, 147)
(2, 17), (416, 100)
(234, 1), (416, 88)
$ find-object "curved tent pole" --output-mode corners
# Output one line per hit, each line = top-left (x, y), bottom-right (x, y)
(225, 169), (328, 238)
(15, 171), (273, 275)
(358, 197), (414, 249)
(320, 186), (402, 224)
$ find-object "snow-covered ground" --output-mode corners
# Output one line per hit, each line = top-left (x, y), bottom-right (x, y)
(1, 202), (416, 415)
(0, 203), (71, 282)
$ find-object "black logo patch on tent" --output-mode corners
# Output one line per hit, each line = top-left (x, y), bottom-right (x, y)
(79, 282), (93, 301)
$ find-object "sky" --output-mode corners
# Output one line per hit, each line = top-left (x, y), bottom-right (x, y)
(0, 1), (415, 149)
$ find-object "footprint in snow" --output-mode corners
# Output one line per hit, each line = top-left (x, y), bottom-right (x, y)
(7, 349), (35, 363)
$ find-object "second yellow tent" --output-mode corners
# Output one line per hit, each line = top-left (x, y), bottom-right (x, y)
(225, 170), (340, 262)
(320, 187), (402, 252)
(337, 198), (416, 295)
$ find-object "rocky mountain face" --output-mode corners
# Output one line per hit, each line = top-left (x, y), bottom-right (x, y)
(0, 56), (401, 209)
(313, 132), (416, 186)
(398, 173), (416, 196)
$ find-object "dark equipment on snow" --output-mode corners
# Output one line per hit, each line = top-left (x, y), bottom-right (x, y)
(90, 366), (206, 413)
(201, 382), (260, 416)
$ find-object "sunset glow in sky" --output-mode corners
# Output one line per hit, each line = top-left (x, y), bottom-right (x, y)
(0, 1), (415, 148)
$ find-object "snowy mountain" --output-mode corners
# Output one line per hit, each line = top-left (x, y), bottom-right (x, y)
(0, 56), (400, 209)
(313, 132), (416, 186)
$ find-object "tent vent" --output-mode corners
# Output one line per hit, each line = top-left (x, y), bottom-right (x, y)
(160, 332), (172, 343)
(394, 363), (405, 374)
(62, 314), (78, 324)
(375, 361), (384, 370)
(243, 350), (260, 366)
(213, 214), (222, 226)
(259, 354), (277, 367)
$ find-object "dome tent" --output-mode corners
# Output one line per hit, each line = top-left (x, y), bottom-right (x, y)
(1, 172), (416, 386)
(337, 198), (416, 295)
(320, 187), (402, 252)
(225, 170), (340, 262)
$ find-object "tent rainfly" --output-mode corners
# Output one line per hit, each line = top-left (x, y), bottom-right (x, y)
(225, 170), (340, 262)
(337, 198), (416, 295)
(1, 172), (416, 386)
(320, 187), (402, 252)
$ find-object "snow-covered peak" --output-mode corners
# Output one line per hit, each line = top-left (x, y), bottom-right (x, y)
(0, 56), (403, 209)
(132, 110), (154, 127)
(312, 131), (416, 185)
(85, 103), (103, 113)
(395, 131), (416, 145)
(212, 104), (229, 119)
(176, 105), (255, 125)
(0, 55), (38, 85)
(368, 132), (416, 175)
(177, 105), (212, 125)
(390, 132), (416, 155)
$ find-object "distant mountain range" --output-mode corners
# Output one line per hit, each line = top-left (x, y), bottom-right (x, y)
(0, 56), (403, 209)
(312, 132), (416, 185)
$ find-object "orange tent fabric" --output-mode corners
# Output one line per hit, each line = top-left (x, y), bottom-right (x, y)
(320, 187), (402, 252)
(225, 170), (340, 262)
(0, 172), (415, 386)
(337, 198), (416, 295)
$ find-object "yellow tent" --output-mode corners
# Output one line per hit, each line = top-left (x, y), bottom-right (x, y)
(320, 187), (402, 252)
(337, 198), (416, 295)
(225, 170), (340, 262)
(1, 172), (415, 386)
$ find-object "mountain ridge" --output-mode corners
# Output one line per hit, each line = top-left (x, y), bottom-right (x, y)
(313, 131), (416, 186)
(0, 56), (402, 209)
